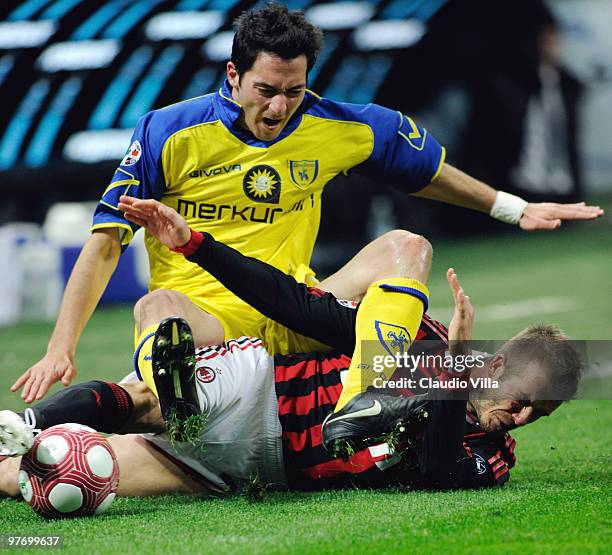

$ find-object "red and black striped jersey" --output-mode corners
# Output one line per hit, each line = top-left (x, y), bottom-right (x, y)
(184, 233), (516, 489)
(274, 316), (516, 491)
(463, 411), (516, 485)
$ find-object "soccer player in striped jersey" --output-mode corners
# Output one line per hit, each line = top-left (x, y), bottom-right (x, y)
(0, 296), (577, 497)
(0, 230), (581, 496)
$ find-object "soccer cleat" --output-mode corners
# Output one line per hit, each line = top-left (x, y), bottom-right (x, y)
(321, 391), (430, 459)
(152, 317), (203, 444)
(0, 409), (39, 457)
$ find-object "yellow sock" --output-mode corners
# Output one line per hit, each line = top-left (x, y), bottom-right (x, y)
(334, 277), (429, 411)
(134, 323), (159, 397)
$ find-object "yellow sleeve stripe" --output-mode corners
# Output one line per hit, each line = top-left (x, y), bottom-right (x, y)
(101, 167), (140, 205)
(98, 200), (122, 212)
(430, 147), (446, 182)
(90, 222), (134, 246)
(404, 115), (422, 139)
(99, 170), (140, 214)
(102, 178), (140, 196)
(110, 167), (138, 181)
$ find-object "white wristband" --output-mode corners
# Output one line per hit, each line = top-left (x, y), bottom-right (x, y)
(489, 191), (528, 225)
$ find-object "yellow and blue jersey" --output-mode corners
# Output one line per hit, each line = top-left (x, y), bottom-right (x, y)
(92, 80), (445, 311)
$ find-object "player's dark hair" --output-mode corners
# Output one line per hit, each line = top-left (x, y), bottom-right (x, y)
(231, 2), (323, 77)
(499, 325), (583, 401)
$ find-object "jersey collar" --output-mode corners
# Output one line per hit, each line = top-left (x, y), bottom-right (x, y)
(214, 79), (319, 148)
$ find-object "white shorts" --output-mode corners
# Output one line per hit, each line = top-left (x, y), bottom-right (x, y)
(121, 337), (286, 494)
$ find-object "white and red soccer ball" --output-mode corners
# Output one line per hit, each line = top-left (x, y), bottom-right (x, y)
(18, 424), (119, 519)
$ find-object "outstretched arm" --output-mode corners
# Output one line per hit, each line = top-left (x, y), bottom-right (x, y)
(11, 229), (121, 402)
(415, 163), (603, 230)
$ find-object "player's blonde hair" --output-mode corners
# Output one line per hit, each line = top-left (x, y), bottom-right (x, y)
(497, 324), (583, 401)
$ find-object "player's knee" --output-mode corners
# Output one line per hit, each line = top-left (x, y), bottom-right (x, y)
(382, 229), (432, 263)
(133, 289), (190, 325)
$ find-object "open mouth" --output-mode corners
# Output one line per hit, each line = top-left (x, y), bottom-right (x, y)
(262, 117), (283, 129)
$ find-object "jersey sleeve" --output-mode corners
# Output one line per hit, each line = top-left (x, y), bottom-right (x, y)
(91, 111), (166, 249)
(187, 232), (358, 354)
(350, 104), (446, 193)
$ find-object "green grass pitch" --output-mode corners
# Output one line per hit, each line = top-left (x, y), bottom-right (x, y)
(0, 221), (610, 554)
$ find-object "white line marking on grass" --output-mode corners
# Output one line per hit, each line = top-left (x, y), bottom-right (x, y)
(477, 297), (581, 322)
(429, 296), (580, 322)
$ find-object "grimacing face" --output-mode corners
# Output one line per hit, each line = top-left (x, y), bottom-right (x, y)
(469, 357), (561, 433)
(227, 52), (308, 141)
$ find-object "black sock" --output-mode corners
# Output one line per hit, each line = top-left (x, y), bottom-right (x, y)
(18, 380), (133, 433)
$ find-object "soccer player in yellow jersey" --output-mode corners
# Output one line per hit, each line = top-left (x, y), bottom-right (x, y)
(12, 3), (602, 412)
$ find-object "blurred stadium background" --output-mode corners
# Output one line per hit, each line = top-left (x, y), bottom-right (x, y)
(0, 0), (611, 324)
(0, 1), (610, 550)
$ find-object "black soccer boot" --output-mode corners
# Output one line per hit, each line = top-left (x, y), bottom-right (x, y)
(152, 317), (203, 444)
(321, 391), (430, 460)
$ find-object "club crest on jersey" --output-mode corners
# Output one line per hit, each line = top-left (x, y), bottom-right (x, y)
(474, 453), (488, 475)
(243, 164), (281, 204)
(336, 299), (358, 309)
(374, 321), (412, 357)
(196, 367), (216, 384)
(288, 160), (318, 189)
(121, 140), (142, 166)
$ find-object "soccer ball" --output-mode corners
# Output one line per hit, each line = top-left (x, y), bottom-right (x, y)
(18, 424), (119, 519)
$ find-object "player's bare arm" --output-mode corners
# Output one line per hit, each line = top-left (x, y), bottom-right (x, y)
(415, 163), (603, 230)
(10, 229), (122, 403)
